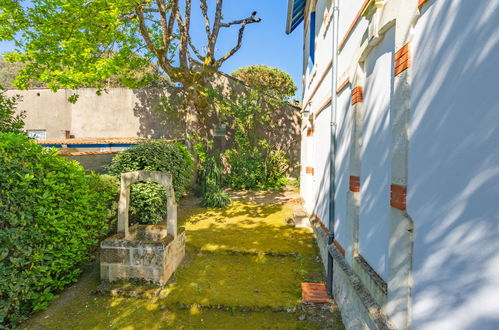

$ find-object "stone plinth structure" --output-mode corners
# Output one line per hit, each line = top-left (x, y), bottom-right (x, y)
(100, 171), (185, 284)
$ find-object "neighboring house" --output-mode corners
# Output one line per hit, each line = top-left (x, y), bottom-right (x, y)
(287, 0), (499, 329)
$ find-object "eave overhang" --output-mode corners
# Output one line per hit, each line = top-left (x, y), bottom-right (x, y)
(286, 0), (306, 34)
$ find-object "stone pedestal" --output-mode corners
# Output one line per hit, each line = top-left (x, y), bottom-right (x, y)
(100, 225), (185, 284)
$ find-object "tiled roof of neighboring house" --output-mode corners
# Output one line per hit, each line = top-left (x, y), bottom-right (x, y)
(35, 137), (153, 145)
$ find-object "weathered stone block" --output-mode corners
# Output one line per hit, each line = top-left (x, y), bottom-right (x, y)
(101, 248), (130, 264)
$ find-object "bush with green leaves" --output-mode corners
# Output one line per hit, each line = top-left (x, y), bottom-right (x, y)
(107, 140), (194, 224)
(216, 89), (290, 191)
(0, 86), (25, 134)
(194, 141), (231, 208)
(86, 173), (120, 232)
(0, 133), (116, 328)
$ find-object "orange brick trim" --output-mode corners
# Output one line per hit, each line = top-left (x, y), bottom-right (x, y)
(390, 184), (407, 210)
(307, 128), (314, 136)
(314, 96), (332, 117)
(394, 43), (411, 76)
(418, 0), (430, 9)
(304, 60), (333, 106)
(306, 167), (315, 175)
(339, 0), (371, 51)
(333, 239), (346, 257)
(336, 78), (350, 94)
(351, 87), (363, 105)
(349, 176), (360, 192)
(311, 213), (329, 233)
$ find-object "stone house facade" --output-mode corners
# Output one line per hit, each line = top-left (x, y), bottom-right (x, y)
(287, 0), (499, 329)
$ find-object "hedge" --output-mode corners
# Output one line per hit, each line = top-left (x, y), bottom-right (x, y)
(0, 133), (116, 327)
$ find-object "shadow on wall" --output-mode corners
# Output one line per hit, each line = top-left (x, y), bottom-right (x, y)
(409, 1), (499, 329)
(132, 87), (186, 139)
(307, 0), (499, 329)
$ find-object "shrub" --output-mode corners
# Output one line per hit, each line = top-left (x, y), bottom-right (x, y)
(0, 86), (25, 134)
(194, 141), (231, 208)
(0, 133), (114, 327)
(86, 173), (120, 232)
(107, 141), (194, 224)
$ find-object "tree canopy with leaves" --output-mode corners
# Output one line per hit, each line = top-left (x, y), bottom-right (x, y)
(0, 0), (261, 95)
(232, 65), (297, 100)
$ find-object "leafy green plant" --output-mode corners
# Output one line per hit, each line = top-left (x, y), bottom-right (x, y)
(0, 85), (25, 134)
(194, 140), (231, 208)
(216, 89), (290, 191)
(201, 190), (231, 208)
(0, 133), (114, 327)
(107, 140), (194, 224)
(86, 173), (120, 232)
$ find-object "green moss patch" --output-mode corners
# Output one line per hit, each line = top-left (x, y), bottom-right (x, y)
(161, 254), (302, 308)
(183, 201), (317, 257)
(22, 192), (341, 329)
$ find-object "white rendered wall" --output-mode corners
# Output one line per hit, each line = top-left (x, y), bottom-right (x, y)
(333, 87), (353, 246)
(409, 1), (499, 329)
(313, 106), (332, 228)
(359, 28), (395, 280)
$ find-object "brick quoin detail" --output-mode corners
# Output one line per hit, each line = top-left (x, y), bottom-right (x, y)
(418, 0), (430, 9)
(394, 43), (411, 76)
(351, 87), (363, 105)
(306, 167), (315, 175)
(349, 176), (360, 192)
(307, 128), (314, 136)
(390, 184), (407, 210)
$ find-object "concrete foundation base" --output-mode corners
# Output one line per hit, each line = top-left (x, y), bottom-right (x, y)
(100, 225), (185, 284)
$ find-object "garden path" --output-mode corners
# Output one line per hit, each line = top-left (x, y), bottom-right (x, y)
(23, 187), (344, 329)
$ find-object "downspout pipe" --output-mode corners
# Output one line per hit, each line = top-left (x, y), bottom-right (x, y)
(327, 0), (340, 298)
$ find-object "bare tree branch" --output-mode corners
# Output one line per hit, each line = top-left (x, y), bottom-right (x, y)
(199, 0), (212, 47)
(208, 0), (224, 58)
(136, 3), (172, 74)
(215, 12), (261, 67)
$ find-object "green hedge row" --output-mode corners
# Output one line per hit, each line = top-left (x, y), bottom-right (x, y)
(0, 133), (117, 328)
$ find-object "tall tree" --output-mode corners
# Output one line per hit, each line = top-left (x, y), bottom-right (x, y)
(232, 65), (297, 101)
(0, 0), (261, 135)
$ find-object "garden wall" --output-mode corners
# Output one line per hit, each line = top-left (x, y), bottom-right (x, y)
(7, 71), (301, 176)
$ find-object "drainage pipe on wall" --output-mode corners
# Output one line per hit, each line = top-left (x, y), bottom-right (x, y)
(327, 0), (340, 297)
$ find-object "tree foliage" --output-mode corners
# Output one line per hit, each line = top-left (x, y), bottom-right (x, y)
(0, 85), (25, 133)
(232, 65), (297, 100)
(0, 0), (261, 93)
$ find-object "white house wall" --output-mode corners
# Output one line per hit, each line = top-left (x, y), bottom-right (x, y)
(409, 0), (499, 329)
(334, 87), (353, 247)
(294, 0), (499, 328)
(359, 27), (395, 280)
(312, 106), (332, 228)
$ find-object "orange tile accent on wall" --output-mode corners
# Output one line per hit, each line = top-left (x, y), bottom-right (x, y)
(418, 0), (430, 9)
(394, 43), (411, 76)
(307, 128), (314, 136)
(351, 87), (363, 105)
(390, 184), (407, 210)
(349, 176), (360, 192)
(306, 167), (315, 175)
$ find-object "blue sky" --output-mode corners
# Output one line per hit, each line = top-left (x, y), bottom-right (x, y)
(0, 0), (304, 99)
